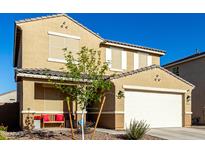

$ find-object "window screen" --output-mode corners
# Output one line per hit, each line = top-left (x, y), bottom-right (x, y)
(49, 33), (80, 60)
(139, 53), (147, 68)
(134, 53), (139, 70)
(111, 47), (122, 69)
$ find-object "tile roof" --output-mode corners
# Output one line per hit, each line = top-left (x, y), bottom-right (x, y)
(106, 65), (158, 80)
(15, 68), (109, 80)
(102, 39), (166, 54)
(106, 64), (194, 87)
(16, 68), (65, 77)
(15, 65), (194, 87)
(163, 52), (205, 67)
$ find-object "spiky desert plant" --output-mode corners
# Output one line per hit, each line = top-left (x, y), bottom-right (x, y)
(126, 120), (150, 140)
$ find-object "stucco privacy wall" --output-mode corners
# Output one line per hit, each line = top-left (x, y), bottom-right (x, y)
(18, 15), (102, 70)
(110, 67), (193, 129)
(165, 57), (205, 124)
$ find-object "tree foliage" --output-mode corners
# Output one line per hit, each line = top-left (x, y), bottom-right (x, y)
(49, 46), (112, 110)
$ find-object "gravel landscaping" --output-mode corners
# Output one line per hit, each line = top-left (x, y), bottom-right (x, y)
(5, 128), (163, 140)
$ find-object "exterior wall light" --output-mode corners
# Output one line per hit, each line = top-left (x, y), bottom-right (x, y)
(187, 95), (191, 102)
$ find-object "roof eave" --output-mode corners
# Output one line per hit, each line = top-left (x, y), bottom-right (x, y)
(15, 73), (93, 83)
(164, 54), (205, 68)
(102, 42), (165, 56)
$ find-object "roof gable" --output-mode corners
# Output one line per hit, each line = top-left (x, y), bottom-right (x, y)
(15, 13), (103, 40)
(15, 13), (165, 55)
(13, 14), (166, 68)
(108, 65), (194, 88)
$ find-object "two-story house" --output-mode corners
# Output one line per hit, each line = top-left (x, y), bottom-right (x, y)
(164, 52), (205, 125)
(14, 14), (194, 130)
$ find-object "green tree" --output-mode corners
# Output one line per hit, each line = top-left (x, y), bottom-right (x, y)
(48, 46), (114, 140)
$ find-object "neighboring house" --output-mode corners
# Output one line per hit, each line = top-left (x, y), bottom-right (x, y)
(0, 90), (19, 129)
(0, 90), (16, 103)
(164, 52), (205, 125)
(14, 14), (194, 130)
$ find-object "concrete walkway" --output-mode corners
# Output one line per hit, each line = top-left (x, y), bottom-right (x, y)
(147, 127), (205, 140)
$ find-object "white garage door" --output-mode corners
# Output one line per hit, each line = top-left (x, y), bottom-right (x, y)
(124, 90), (182, 128)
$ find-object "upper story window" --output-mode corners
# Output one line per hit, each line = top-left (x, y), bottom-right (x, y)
(172, 66), (179, 76)
(48, 31), (80, 63)
(134, 53), (152, 69)
(105, 47), (127, 72)
(106, 47), (153, 71)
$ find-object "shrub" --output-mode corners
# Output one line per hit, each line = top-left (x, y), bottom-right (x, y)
(0, 132), (7, 140)
(0, 124), (8, 131)
(126, 120), (150, 140)
(0, 124), (7, 140)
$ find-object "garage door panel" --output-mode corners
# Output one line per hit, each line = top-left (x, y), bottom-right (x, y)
(124, 90), (182, 128)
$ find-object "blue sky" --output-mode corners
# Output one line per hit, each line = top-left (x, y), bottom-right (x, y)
(0, 13), (205, 94)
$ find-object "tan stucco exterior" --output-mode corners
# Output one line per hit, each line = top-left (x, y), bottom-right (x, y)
(14, 14), (193, 129)
(18, 77), (84, 128)
(165, 56), (205, 124)
(88, 67), (193, 129)
(15, 15), (161, 72)
(16, 15), (102, 70)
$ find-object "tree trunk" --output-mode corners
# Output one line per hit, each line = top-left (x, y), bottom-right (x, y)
(67, 97), (75, 139)
(91, 96), (106, 139)
(81, 109), (85, 140)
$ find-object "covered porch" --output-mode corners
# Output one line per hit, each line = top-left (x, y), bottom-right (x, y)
(15, 68), (87, 129)
(21, 81), (85, 129)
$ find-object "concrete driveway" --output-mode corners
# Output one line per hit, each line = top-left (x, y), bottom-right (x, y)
(147, 127), (205, 140)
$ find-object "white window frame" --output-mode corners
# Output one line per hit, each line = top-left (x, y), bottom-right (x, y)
(121, 50), (127, 70)
(47, 58), (66, 63)
(134, 53), (139, 70)
(48, 31), (80, 40)
(147, 54), (152, 66)
(105, 47), (112, 68)
(48, 31), (80, 63)
(106, 47), (124, 72)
